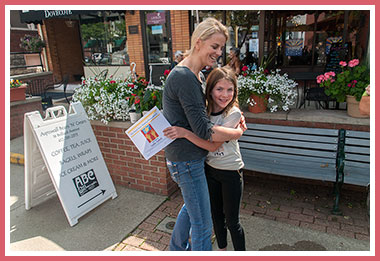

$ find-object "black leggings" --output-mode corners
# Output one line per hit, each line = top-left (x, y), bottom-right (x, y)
(205, 163), (246, 251)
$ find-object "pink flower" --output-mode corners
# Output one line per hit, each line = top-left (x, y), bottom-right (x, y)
(316, 75), (325, 84)
(127, 83), (134, 88)
(110, 80), (116, 84)
(348, 83), (351, 87)
(339, 61), (347, 67)
(348, 59), (359, 68)
(323, 72), (335, 80)
(242, 72), (248, 77)
(242, 66), (249, 72)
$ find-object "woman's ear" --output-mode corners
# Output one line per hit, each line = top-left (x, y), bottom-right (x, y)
(195, 38), (202, 51)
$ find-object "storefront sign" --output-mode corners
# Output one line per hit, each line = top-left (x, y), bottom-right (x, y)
(147, 12), (166, 25)
(44, 10), (73, 18)
(152, 25), (163, 35)
(249, 39), (259, 53)
(24, 102), (117, 226)
(128, 25), (139, 35)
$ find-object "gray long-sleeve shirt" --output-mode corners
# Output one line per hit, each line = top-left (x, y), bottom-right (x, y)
(163, 66), (214, 162)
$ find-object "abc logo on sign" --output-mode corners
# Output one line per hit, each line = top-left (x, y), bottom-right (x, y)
(73, 169), (99, 197)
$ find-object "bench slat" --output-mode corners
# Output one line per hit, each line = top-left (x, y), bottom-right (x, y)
(345, 145), (370, 155)
(346, 130), (370, 139)
(344, 166), (370, 186)
(242, 154), (336, 182)
(241, 148), (336, 165)
(345, 153), (370, 163)
(239, 136), (337, 151)
(345, 137), (370, 147)
(243, 129), (339, 143)
(247, 123), (339, 136)
(344, 160), (370, 169)
(239, 142), (336, 158)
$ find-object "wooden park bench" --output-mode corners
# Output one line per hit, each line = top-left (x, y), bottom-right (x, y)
(239, 123), (370, 214)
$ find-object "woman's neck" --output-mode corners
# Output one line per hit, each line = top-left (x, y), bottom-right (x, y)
(179, 56), (203, 78)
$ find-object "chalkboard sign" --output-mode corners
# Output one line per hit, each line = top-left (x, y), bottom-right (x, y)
(325, 43), (349, 73)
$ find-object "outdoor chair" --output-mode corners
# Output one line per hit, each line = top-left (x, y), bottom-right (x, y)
(42, 75), (70, 110)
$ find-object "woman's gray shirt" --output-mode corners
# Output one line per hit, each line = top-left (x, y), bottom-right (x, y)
(163, 66), (214, 162)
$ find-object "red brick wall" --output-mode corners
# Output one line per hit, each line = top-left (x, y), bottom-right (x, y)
(10, 98), (43, 140)
(10, 29), (39, 53)
(41, 19), (84, 83)
(126, 11), (145, 78)
(170, 10), (190, 57)
(91, 121), (178, 196)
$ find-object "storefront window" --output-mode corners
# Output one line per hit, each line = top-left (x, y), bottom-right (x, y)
(144, 11), (171, 64)
(80, 11), (128, 66)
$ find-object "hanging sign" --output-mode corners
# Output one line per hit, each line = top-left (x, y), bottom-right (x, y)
(285, 39), (303, 56)
(152, 25), (163, 35)
(24, 102), (117, 226)
(147, 12), (166, 25)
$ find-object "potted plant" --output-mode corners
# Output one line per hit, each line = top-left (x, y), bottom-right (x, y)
(317, 59), (370, 117)
(72, 76), (133, 124)
(237, 66), (298, 113)
(10, 79), (28, 102)
(127, 77), (149, 122)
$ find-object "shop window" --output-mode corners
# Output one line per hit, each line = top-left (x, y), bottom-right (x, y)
(80, 11), (128, 66)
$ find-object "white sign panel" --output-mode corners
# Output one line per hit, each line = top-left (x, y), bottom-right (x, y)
(125, 106), (173, 160)
(24, 102), (117, 226)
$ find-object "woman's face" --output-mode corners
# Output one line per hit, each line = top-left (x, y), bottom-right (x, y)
(197, 33), (226, 67)
(211, 78), (234, 112)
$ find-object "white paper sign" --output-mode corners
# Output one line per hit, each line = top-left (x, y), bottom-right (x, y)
(24, 103), (117, 226)
(125, 107), (173, 160)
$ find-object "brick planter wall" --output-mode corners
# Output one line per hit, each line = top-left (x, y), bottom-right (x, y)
(10, 97), (43, 140)
(90, 120), (177, 196)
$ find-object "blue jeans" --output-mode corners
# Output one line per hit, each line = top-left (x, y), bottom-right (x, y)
(166, 158), (213, 251)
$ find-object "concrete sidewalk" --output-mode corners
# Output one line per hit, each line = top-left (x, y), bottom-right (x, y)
(9, 135), (371, 252)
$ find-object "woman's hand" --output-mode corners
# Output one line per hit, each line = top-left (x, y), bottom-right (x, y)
(163, 126), (190, 140)
(239, 113), (247, 132)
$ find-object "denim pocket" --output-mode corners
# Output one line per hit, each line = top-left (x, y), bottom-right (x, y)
(166, 160), (179, 184)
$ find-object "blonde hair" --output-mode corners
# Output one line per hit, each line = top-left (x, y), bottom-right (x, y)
(185, 17), (228, 57)
(205, 67), (239, 116)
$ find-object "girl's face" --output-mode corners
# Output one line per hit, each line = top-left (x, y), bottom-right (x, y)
(211, 78), (235, 112)
(197, 33), (226, 67)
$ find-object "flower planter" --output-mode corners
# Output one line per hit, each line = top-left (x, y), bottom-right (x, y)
(10, 85), (27, 102)
(346, 95), (369, 118)
(129, 111), (142, 123)
(248, 94), (268, 113)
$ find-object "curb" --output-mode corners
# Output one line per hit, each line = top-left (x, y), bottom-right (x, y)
(10, 153), (24, 165)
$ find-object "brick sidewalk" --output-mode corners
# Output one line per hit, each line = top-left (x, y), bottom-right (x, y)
(113, 173), (370, 251)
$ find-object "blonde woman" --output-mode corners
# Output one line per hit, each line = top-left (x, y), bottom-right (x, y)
(163, 18), (245, 251)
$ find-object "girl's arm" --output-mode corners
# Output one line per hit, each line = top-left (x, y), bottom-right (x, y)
(164, 126), (223, 152)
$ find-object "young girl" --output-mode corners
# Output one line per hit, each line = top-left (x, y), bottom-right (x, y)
(164, 67), (246, 251)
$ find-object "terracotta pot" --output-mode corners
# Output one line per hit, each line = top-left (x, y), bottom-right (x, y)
(346, 95), (368, 118)
(10, 85), (27, 102)
(248, 94), (268, 113)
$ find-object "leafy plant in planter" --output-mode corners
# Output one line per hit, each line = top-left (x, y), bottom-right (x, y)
(317, 59), (370, 102)
(20, 34), (46, 52)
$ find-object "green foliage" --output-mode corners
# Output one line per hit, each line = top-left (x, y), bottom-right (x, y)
(19, 34), (46, 52)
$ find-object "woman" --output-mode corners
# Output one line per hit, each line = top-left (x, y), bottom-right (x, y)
(227, 47), (242, 76)
(162, 18), (245, 251)
(165, 67), (246, 251)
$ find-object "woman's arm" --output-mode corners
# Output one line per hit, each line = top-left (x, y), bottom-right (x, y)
(210, 113), (247, 142)
(164, 126), (223, 152)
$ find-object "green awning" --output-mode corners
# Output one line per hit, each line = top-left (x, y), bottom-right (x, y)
(114, 36), (126, 48)
(84, 39), (97, 48)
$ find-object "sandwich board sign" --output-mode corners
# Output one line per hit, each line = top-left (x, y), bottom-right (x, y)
(24, 102), (117, 226)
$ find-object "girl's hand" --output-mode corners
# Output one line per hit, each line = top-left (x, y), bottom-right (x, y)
(163, 126), (189, 140)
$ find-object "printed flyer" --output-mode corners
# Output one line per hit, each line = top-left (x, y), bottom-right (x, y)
(125, 107), (173, 160)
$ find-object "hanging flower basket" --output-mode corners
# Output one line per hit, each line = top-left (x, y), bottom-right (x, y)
(10, 84), (27, 102)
